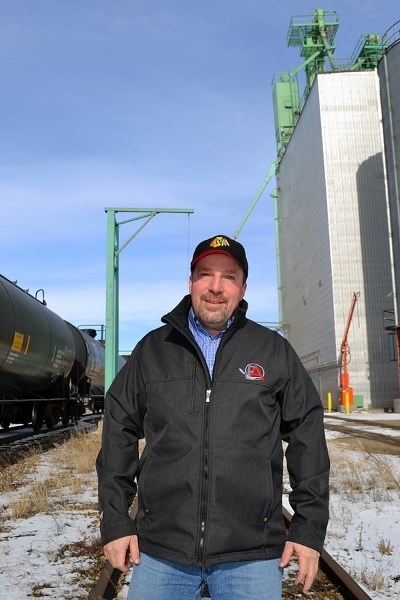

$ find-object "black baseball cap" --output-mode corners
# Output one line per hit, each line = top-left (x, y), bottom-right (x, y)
(190, 235), (248, 280)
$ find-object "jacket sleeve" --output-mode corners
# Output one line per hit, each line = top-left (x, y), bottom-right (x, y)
(279, 339), (330, 553)
(96, 347), (146, 546)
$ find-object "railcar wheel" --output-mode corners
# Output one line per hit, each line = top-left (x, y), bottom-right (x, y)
(1, 418), (10, 431)
(45, 404), (58, 430)
(0, 407), (11, 430)
(61, 402), (69, 427)
(32, 403), (44, 432)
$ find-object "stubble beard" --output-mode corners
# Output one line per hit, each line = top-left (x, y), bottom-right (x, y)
(196, 298), (230, 332)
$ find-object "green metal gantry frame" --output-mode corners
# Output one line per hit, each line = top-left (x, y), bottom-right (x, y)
(105, 207), (194, 391)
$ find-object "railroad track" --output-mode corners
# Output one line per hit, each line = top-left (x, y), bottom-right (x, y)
(0, 413), (100, 445)
(89, 507), (372, 600)
(0, 415), (100, 468)
(325, 414), (400, 431)
(324, 417), (400, 448)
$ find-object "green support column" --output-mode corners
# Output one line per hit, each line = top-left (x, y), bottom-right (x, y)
(104, 208), (194, 392)
(105, 209), (120, 391)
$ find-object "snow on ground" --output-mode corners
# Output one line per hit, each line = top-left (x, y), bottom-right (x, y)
(0, 412), (399, 599)
(2, 511), (98, 598)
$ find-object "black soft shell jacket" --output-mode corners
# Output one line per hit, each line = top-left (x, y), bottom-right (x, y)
(96, 296), (330, 567)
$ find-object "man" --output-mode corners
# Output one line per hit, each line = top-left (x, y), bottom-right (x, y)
(96, 234), (330, 600)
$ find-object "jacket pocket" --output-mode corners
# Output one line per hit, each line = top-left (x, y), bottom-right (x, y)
(261, 460), (274, 524)
(146, 368), (200, 418)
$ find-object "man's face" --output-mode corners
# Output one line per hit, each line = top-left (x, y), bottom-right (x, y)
(189, 254), (247, 336)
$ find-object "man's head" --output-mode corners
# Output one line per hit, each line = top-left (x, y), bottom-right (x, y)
(189, 235), (248, 335)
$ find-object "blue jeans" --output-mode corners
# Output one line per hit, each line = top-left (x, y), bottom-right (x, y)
(127, 552), (283, 600)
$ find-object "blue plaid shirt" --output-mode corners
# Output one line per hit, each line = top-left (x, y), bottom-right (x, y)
(188, 307), (234, 377)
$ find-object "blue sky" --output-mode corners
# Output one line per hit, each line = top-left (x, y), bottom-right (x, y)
(1, 1), (398, 353)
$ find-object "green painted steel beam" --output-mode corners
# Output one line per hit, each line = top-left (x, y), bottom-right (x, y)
(104, 207), (194, 391)
(105, 209), (119, 394)
(232, 161), (277, 240)
(272, 188), (284, 328)
(104, 208), (194, 214)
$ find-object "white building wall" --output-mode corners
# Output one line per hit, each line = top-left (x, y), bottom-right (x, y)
(277, 70), (398, 409)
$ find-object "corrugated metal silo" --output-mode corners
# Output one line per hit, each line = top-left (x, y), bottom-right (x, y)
(378, 26), (400, 384)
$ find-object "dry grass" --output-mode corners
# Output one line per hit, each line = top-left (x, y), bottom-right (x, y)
(363, 449), (400, 489)
(328, 441), (400, 500)
(55, 536), (103, 561)
(359, 566), (387, 591)
(2, 429), (102, 521)
(10, 482), (49, 518)
(378, 537), (394, 555)
(52, 429), (102, 473)
(2, 428), (143, 523)
(0, 444), (44, 494)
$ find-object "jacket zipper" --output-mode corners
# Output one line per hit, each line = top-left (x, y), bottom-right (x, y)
(196, 333), (236, 564)
(198, 388), (211, 563)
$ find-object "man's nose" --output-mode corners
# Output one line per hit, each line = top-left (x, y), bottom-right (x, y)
(208, 275), (223, 292)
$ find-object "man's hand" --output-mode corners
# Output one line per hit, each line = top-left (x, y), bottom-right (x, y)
(103, 535), (140, 572)
(280, 541), (320, 593)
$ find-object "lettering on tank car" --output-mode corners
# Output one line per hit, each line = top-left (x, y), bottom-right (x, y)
(5, 351), (20, 364)
(51, 346), (74, 374)
(52, 350), (64, 371)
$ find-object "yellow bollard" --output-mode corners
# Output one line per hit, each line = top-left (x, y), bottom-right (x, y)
(345, 390), (350, 414)
(327, 392), (332, 413)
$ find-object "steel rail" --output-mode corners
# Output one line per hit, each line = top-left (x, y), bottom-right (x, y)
(88, 560), (122, 600)
(88, 564), (211, 600)
(324, 423), (400, 448)
(325, 414), (400, 431)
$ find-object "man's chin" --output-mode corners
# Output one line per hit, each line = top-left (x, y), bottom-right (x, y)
(198, 314), (226, 331)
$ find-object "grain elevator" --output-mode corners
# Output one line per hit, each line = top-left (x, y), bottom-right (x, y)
(272, 10), (400, 410)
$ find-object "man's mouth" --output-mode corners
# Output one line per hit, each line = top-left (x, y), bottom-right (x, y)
(202, 297), (225, 305)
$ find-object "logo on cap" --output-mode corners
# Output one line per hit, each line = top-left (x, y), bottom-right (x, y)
(210, 236), (230, 249)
